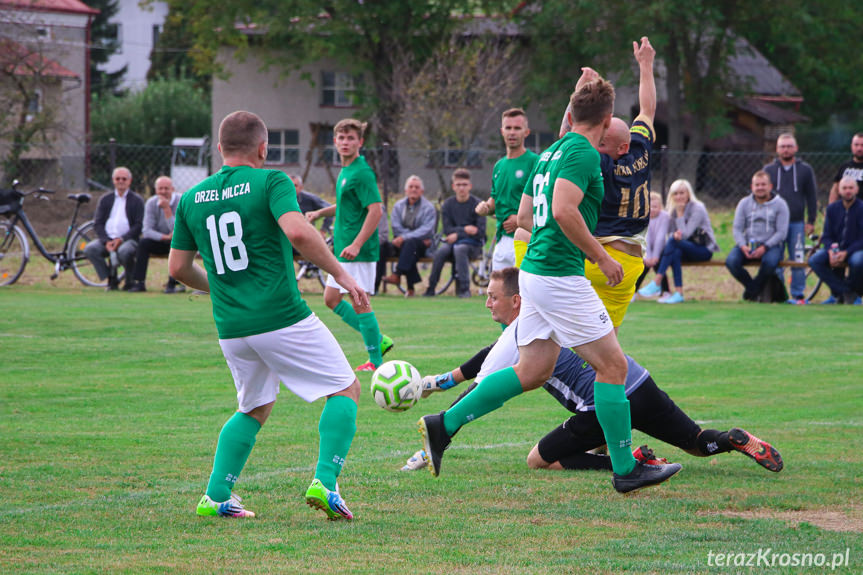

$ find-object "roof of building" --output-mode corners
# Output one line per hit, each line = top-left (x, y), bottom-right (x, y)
(729, 37), (800, 99)
(0, 0), (98, 16)
(0, 38), (79, 78)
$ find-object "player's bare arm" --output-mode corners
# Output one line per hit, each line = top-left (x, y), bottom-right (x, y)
(552, 178), (623, 285)
(306, 203), (337, 223)
(516, 193), (534, 233)
(168, 248), (210, 293)
(559, 68), (599, 139)
(635, 37), (656, 123)
(342, 202), (382, 260)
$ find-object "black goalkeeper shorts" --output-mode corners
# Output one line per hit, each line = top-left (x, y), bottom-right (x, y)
(536, 376), (702, 464)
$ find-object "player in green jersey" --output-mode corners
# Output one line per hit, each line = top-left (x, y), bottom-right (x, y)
(170, 111), (364, 520)
(306, 119), (393, 372)
(419, 78), (681, 494)
(476, 108), (539, 271)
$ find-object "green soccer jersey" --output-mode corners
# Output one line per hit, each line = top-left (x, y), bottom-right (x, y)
(520, 132), (604, 277)
(171, 165), (312, 339)
(334, 155), (382, 262)
(491, 149), (540, 240)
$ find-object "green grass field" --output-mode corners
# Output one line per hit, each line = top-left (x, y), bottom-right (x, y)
(1, 287), (862, 574)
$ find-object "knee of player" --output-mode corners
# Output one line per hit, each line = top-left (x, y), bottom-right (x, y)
(526, 445), (549, 469)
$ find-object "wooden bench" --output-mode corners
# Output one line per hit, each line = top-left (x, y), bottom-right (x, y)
(683, 259), (809, 269)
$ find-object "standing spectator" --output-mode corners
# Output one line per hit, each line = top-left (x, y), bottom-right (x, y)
(828, 133), (863, 203)
(763, 133), (818, 304)
(637, 179), (718, 304)
(84, 166), (145, 291)
(129, 176), (183, 293)
(424, 169), (486, 298)
(476, 108), (539, 271)
(305, 118), (393, 371)
(634, 191), (670, 295)
(290, 173), (332, 237)
(809, 177), (863, 304)
(725, 171), (790, 301)
(380, 175), (437, 296)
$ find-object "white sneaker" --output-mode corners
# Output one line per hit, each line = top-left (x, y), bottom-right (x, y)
(401, 449), (428, 471)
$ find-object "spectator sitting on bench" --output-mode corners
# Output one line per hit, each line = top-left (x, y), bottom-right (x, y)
(129, 176), (184, 293)
(291, 173), (332, 239)
(380, 175), (437, 297)
(424, 169), (486, 298)
(634, 191), (670, 297)
(637, 179), (718, 304)
(725, 170), (790, 302)
(809, 177), (863, 305)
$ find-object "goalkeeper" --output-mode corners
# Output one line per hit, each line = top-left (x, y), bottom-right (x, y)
(404, 267), (783, 474)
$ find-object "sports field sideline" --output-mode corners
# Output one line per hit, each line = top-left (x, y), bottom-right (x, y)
(1, 287), (861, 574)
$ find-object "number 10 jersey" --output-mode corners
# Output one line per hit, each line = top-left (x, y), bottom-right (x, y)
(172, 165), (312, 339)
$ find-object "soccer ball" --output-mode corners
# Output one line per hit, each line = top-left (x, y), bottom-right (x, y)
(370, 360), (422, 412)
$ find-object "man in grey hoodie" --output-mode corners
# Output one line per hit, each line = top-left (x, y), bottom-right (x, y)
(725, 171), (790, 301)
(763, 133), (817, 302)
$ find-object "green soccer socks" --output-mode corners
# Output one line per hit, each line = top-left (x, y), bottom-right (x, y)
(593, 381), (637, 476)
(357, 311), (383, 367)
(314, 395), (358, 491)
(206, 411), (262, 503)
(333, 300), (361, 331)
(442, 367), (524, 437)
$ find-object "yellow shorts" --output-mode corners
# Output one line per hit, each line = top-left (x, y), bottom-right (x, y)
(584, 246), (645, 328)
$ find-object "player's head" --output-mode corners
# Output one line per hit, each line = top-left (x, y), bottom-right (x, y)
(596, 117), (630, 159)
(112, 167), (132, 193)
(451, 168), (472, 200)
(665, 179), (697, 212)
(486, 267), (520, 325)
(851, 133), (863, 162)
(289, 173), (303, 195)
(500, 108), (530, 151)
(404, 175), (424, 203)
(750, 170), (773, 201)
(649, 191), (663, 217)
(154, 175), (174, 199)
(568, 77), (615, 134)
(334, 118), (367, 160)
(838, 176), (859, 203)
(218, 111), (268, 167)
(775, 133), (797, 162)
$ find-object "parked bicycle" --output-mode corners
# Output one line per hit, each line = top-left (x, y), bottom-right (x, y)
(293, 234), (333, 290)
(0, 180), (111, 287)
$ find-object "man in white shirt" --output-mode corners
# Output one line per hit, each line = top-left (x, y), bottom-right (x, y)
(84, 167), (145, 290)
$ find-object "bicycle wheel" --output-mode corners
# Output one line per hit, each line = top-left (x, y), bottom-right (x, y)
(0, 222), (29, 286)
(68, 221), (112, 287)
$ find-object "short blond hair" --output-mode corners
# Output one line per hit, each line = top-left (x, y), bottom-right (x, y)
(334, 118), (367, 138)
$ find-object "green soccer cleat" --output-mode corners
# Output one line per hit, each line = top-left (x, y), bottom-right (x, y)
(305, 479), (353, 521)
(196, 494), (256, 518)
(380, 334), (394, 357)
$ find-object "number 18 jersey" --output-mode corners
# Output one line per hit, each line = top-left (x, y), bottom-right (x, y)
(172, 165), (312, 339)
(520, 131), (605, 277)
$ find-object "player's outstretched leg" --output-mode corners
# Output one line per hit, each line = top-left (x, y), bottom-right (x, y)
(307, 394), (357, 520)
(728, 428), (783, 472)
(612, 461), (682, 494)
(418, 412), (451, 477)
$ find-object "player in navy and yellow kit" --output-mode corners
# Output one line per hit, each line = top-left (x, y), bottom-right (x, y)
(560, 37), (656, 331)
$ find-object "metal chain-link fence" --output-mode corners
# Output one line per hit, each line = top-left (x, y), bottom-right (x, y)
(2, 142), (848, 211)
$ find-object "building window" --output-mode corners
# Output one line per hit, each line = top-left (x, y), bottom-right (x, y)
(321, 71), (361, 107)
(36, 27), (51, 39)
(527, 131), (555, 153)
(25, 90), (42, 122)
(152, 25), (162, 49)
(429, 141), (483, 169)
(266, 129), (300, 165)
(314, 128), (341, 166)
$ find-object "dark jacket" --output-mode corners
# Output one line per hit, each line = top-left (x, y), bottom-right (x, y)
(763, 159), (818, 225)
(94, 191), (145, 243)
(822, 198), (863, 257)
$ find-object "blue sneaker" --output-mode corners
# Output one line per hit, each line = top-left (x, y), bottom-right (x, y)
(659, 292), (684, 304)
(853, 297), (862, 306)
(821, 296), (839, 305)
(637, 282), (661, 298)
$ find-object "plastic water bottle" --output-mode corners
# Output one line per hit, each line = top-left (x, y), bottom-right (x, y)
(794, 235), (804, 263)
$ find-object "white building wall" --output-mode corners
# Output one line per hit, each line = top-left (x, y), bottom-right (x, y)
(103, 0), (168, 91)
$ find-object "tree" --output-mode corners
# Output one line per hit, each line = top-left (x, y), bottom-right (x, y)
(166, 0), (509, 192)
(88, 0), (126, 96)
(0, 26), (69, 185)
(147, 5), (210, 92)
(398, 38), (527, 198)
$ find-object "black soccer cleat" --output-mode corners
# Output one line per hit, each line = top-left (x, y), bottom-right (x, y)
(417, 411), (451, 477)
(612, 461), (682, 494)
(728, 428), (783, 472)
